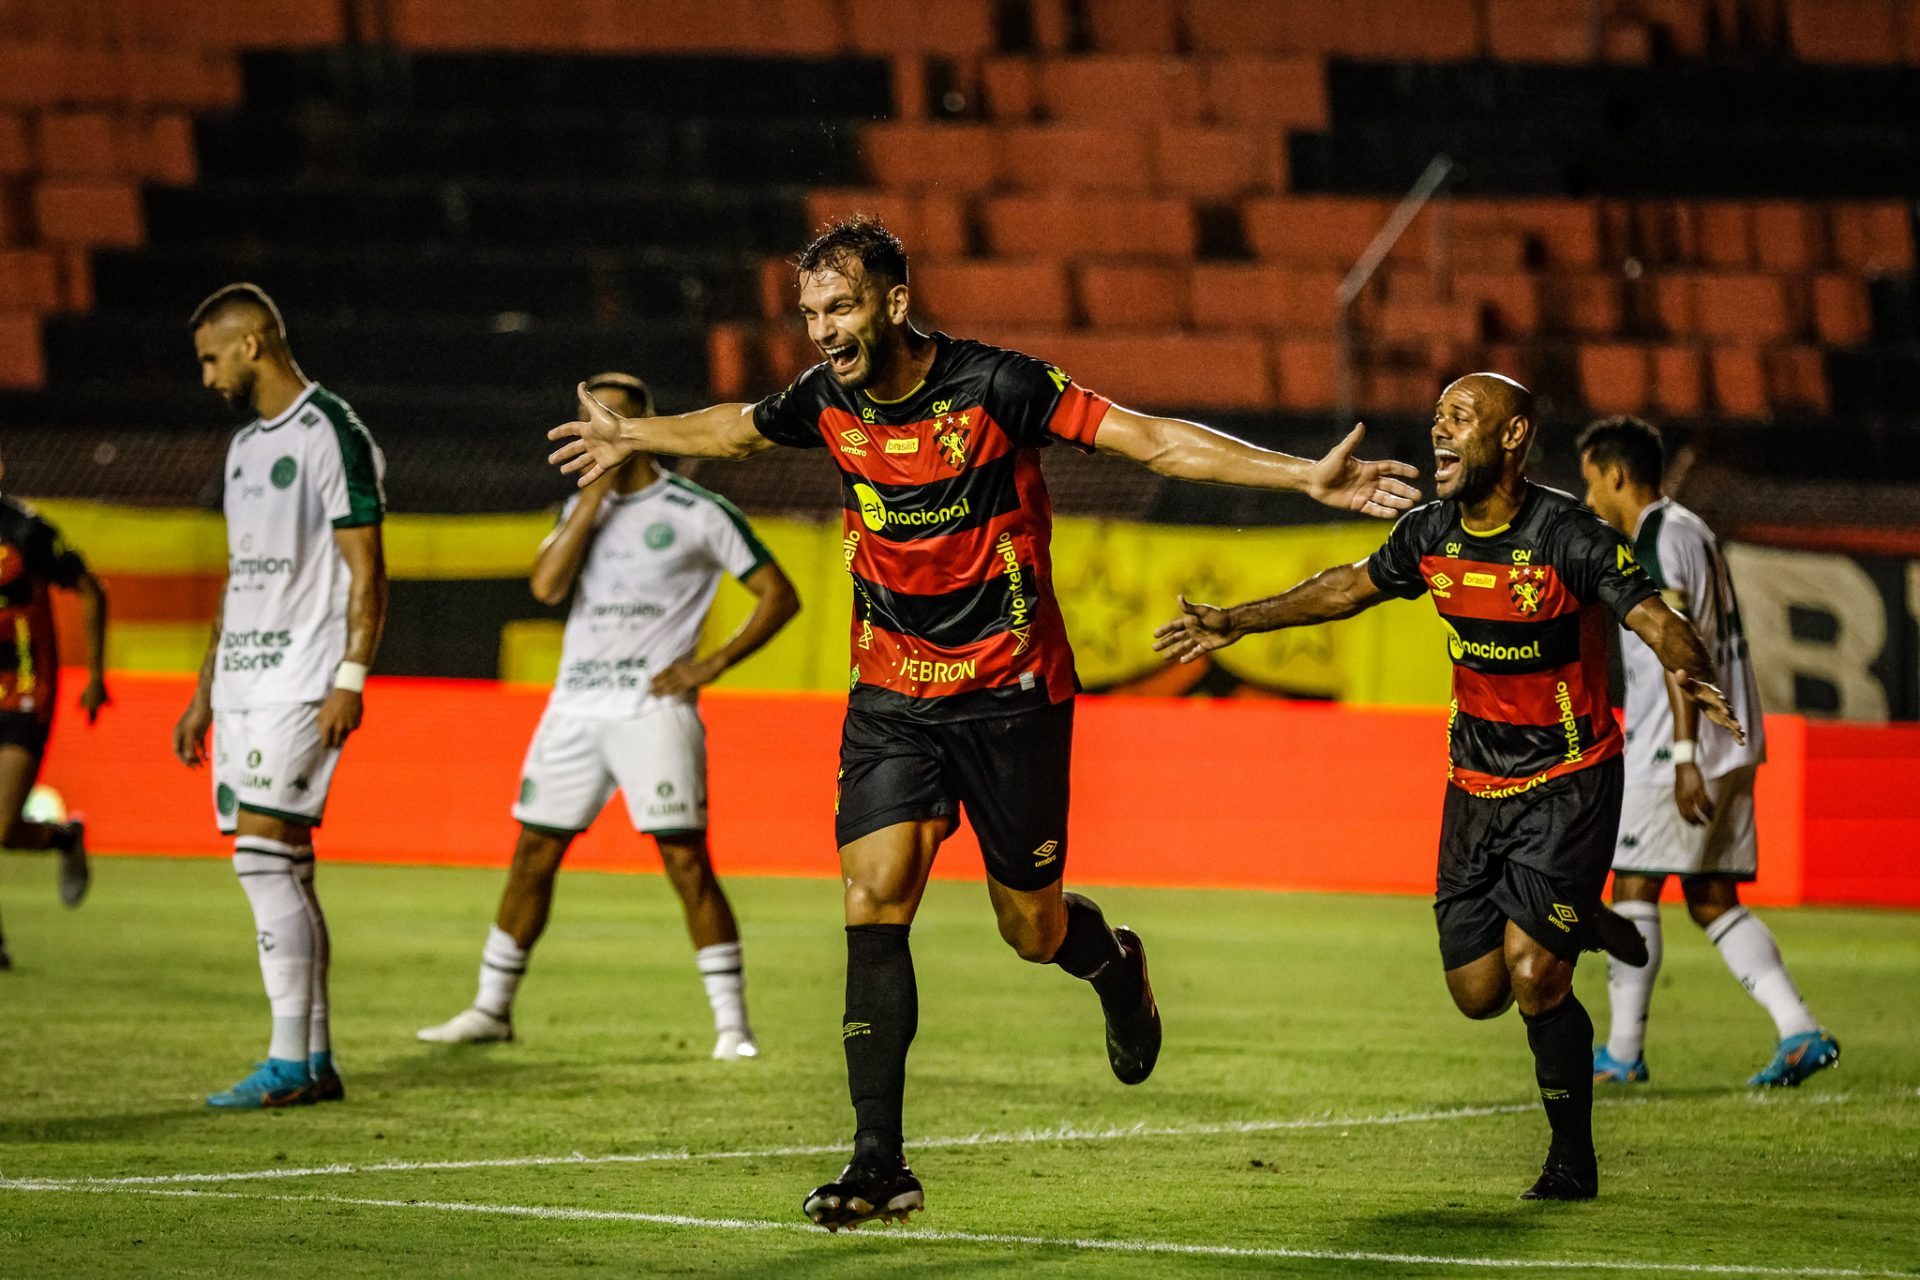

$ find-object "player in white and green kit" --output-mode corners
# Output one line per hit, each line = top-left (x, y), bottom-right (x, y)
(174, 283), (389, 1108)
(1579, 417), (1836, 1089)
(418, 374), (798, 1058)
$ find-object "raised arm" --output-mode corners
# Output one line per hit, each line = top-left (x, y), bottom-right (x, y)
(649, 561), (801, 697)
(1093, 406), (1421, 519)
(1152, 560), (1389, 664)
(548, 387), (774, 487)
(318, 524), (389, 750)
(529, 482), (608, 606)
(1623, 596), (1745, 745)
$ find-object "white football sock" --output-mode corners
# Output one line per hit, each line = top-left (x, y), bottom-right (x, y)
(293, 852), (331, 1059)
(234, 838), (314, 1064)
(1604, 900), (1663, 1062)
(1706, 906), (1819, 1040)
(696, 941), (750, 1036)
(475, 926), (527, 1019)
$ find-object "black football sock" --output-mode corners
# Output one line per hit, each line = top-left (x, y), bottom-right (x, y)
(1523, 994), (1597, 1166)
(844, 924), (917, 1167)
(1050, 892), (1139, 1012)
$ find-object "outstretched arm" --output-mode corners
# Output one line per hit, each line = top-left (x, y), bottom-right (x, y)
(548, 386), (773, 487)
(1623, 596), (1745, 744)
(1152, 560), (1388, 663)
(1093, 406), (1421, 519)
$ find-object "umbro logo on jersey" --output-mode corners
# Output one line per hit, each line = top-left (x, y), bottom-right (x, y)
(1429, 571), (1454, 597)
(840, 428), (870, 456)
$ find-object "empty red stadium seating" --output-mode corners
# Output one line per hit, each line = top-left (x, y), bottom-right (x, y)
(803, 189), (969, 257)
(1709, 345), (1768, 416)
(982, 194), (1197, 259)
(913, 259), (1073, 328)
(1649, 343), (1705, 415)
(0, 249), (59, 311)
(859, 123), (1001, 192)
(1786, 0), (1904, 62)
(31, 178), (142, 247)
(1190, 265), (1344, 333)
(1076, 262), (1189, 329)
(0, 311), (45, 387)
(1201, 58), (1329, 129)
(1271, 338), (1340, 409)
(999, 124), (1157, 192)
(1153, 125), (1287, 197)
(1810, 273), (1873, 345)
(1579, 342), (1652, 413)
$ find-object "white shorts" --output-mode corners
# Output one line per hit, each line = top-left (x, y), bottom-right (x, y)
(511, 704), (708, 834)
(212, 702), (342, 835)
(1613, 763), (1759, 880)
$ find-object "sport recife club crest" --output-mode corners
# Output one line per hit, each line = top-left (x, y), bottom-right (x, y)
(1509, 565), (1549, 615)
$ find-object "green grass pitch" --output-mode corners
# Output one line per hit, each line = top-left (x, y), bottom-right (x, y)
(1, 855), (1915, 1278)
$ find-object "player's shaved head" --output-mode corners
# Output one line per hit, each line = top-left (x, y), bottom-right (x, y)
(1431, 372), (1536, 506)
(189, 282), (288, 347)
(190, 282), (299, 414)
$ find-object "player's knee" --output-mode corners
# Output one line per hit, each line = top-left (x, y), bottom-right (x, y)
(1450, 983), (1513, 1020)
(1509, 956), (1572, 1013)
(998, 917), (1056, 963)
(507, 836), (565, 887)
(843, 878), (911, 923)
(1686, 899), (1728, 929)
(657, 839), (716, 894)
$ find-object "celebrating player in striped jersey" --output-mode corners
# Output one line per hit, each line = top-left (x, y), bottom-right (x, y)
(548, 216), (1421, 1230)
(1578, 416), (1837, 1089)
(418, 373), (799, 1059)
(174, 283), (389, 1109)
(0, 454), (109, 968)
(1156, 374), (1743, 1202)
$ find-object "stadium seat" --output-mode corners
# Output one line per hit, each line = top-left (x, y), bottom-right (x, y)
(1709, 345), (1768, 416)
(1452, 271), (1541, 337)
(1190, 264), (1343, 333)
(843, 0), (998, 55)
(1081, 0), (1180, 54)
(1694, 274), (1792, 341)
(803, 189), (970, 257)
(1787, 0), (1903, 63)
(1200, 57), (1329, 129)
(1000, 124), (1158, 191)
(1649, 343), (1705, 415)
(31, 178), (143, 247)
(1485, 0), (1607, 62)
(860, 123), (1002, 192)
(1811, 273), (1873, 345)
(1578, 342), (1652, 413)
(31, 111), (118, 178)
(1076, 262), (1189, 329)
(1752, 202), (1820, 271)
(979, 59), (1039, 120)
(1242, 196), (1404, 267)
(1830, 201), (1914, 272)
(1540, 274), (1624, 336)
(914, 259), (1073, 327)
(0, 113), (28, 173)
(1035, 57), (1206, 123)
(0, 249), (59, 312)
(0, 312), (46, 387)
(1765, 344), (1829, 410)
(1692, 202), (1756, 268)
(1271, 337), (1339, 408)
(981, 194), (1198, 259)
(1153, 125), (1287, 198)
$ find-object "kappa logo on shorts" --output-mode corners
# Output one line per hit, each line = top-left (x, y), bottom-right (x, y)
(842, 1020), (871, 1040)
(1548, 903), (1580, 931)
(1031, 839), (1060, 868)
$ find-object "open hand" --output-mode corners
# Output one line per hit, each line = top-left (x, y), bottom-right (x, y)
(547, 383), (637, 489)
(1151, 595), (1243, 664)
(1306, 424), (1422, 519)
(1680, 677), (1745, 746)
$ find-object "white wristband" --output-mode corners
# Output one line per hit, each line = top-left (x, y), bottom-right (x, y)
(334, 661), (368, 693)
(1670, 740), (1696, 766)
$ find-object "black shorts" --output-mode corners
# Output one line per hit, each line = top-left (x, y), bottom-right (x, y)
(835, 699), (1073, 892)
(0, 711), (50, 755)
(1434, 757), (1624, 970)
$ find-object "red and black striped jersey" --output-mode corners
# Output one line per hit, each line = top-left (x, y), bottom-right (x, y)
(752, 334), (1111, 722)
(1367, 484), (1657, 798)
(0, 495), (87, 724)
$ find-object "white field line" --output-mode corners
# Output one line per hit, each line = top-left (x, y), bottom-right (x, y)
(1, 1090), (1875, 1192)
(5, 1184), (1915, 1279)
(0, 1100), (1557, 1190)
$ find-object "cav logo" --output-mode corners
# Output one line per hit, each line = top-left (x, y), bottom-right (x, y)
(854, 482), (889, 532)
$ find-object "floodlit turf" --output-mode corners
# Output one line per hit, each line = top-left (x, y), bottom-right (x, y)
(0, 855), (1915, 1278)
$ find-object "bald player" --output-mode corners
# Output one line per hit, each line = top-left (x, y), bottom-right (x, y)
(174, 283), (389, 1109)
(1156, 373), (1744, 1201)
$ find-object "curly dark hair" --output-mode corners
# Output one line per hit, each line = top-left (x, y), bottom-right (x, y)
(793, 214), (908, 289)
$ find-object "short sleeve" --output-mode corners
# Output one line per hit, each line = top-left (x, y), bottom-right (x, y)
(751, 369), (828, 449)
(988, 353), (1113, 451)
(23, 514), (86, 589)
(1558, 510), (1658, 621)
(312, 402), (385, 528)
(701, 493), (775, 582)
(1365, 508), (1434, 600)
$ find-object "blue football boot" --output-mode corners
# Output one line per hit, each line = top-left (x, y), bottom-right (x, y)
(207, 1059), (314, 1109)
(1593, 1045), (1650, 1084)
(1749, 1030), (1840, 1088)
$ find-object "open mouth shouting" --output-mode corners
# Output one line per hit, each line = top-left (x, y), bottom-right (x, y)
(823, 342), (861, 376)
(1434, 444), (1462, 487)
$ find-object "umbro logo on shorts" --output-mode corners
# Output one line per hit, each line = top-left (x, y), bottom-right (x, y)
(842, 1021), (871, 1040)
(1032, 840), (1060, 867)
(1548, 903), (1579, 931)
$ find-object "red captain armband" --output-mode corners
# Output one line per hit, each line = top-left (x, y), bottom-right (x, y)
(1048, 384), (1113, 450)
